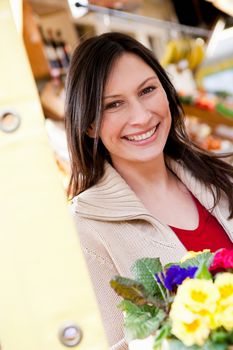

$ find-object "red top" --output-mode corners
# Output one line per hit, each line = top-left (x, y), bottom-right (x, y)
(170, 195), (233, 252)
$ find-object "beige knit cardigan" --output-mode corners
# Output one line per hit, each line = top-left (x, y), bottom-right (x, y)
(70, 159), (233, 349)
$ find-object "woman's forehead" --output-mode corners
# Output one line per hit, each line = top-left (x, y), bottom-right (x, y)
(104, 53), (159, 94)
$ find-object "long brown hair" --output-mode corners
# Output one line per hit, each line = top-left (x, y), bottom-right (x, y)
(65, 32), (233, 218)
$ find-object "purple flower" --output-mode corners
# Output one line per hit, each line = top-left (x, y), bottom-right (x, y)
(164, 265), (198, 291)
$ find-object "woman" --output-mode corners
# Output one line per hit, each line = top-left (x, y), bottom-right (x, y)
(65, 32), (233, 349)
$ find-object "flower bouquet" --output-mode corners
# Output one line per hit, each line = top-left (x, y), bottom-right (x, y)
(110, 249), (233, 350)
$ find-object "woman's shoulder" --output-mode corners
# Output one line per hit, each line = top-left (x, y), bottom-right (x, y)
(70, 162), (144, 221)
(71, 163), (122, 202)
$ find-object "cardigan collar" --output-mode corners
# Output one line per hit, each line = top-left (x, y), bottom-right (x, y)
(72, 158), (233, 240)
(72, 161), (149, 221)
(73, 159), (214, 220)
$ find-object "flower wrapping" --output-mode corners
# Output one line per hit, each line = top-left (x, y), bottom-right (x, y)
(110, 249), (233, 350)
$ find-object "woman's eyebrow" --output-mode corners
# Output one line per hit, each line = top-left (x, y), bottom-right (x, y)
(103, 94), (122, 100)
(137, 76), (158, 90)
(103, 76), (158, 100)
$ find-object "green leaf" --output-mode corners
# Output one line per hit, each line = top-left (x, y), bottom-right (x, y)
(118, 299), (142, 313)
(110, 276), (149, 305)
(118, 300), (162, 317)
(195, 261), (212, 280)
(211, 330), (229, 344)
(123, 305), (166, 341)
(118, 300), (151, 312)
(168, 338), (227, 350)
(211, 328), (233, 344)
(131, 258), (166, 300)
(179, 251), (213, 269)
(153, 322), (172, 350)
(227, 330), (233, 344)
(201, 340), (227, 350)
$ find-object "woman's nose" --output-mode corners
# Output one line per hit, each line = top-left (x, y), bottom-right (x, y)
(128, 98), (151, 125)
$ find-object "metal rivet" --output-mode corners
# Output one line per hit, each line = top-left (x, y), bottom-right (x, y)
(0, 109), (21, 133)
(59, 323), (83, 347)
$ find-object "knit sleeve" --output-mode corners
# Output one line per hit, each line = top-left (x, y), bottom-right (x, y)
(70, 214), (128, 349)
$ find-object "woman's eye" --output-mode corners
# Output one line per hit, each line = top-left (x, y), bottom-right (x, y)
(104, 101), (122, 110)
(140, 86), (155, 96)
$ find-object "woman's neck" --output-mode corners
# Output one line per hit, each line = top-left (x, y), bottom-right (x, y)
(111, 156), (196, 228)
(112, 155), (174, 198)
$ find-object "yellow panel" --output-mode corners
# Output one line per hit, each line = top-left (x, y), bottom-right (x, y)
(0, 1), (108, 349)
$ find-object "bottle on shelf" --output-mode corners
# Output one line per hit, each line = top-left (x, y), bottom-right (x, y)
(46, 28), (63, 78)
(55, 30), (71, 71)
(39, 26), (59, 76)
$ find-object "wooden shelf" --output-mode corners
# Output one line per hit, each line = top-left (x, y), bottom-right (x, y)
(23, 1), (50, 79)
(182, 104), (233, 129)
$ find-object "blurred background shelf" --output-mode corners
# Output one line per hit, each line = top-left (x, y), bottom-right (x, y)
(182, 104), (233, 128)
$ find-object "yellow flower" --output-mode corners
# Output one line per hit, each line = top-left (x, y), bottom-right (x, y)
(170, 305), (210, 346)
(180, 250), (211, 262)
(174, 279), (220, 314)
(215, 305), (233, 331)
(207, 303), (223, 330)
(169, 279), (219, 347)
(215, 273), (233, 307)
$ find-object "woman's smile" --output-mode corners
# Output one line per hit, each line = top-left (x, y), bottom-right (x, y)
(123, 123), (160, 144)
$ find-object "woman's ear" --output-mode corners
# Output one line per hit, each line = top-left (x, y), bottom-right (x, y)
(86, 124), (96, 138)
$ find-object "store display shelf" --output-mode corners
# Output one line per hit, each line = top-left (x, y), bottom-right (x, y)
(182, 104), (233, 128)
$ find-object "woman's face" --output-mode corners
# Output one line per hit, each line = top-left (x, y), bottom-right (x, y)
(99, 53), (172, 168)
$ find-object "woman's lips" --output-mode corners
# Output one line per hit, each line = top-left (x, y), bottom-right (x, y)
(123, 124), (160, 143)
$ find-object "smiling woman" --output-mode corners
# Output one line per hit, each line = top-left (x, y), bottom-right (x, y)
(65, 32), (233, 349)
(98, 53), (171, 170)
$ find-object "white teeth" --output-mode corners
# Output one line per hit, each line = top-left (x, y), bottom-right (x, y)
(126, 126), (157, 141)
